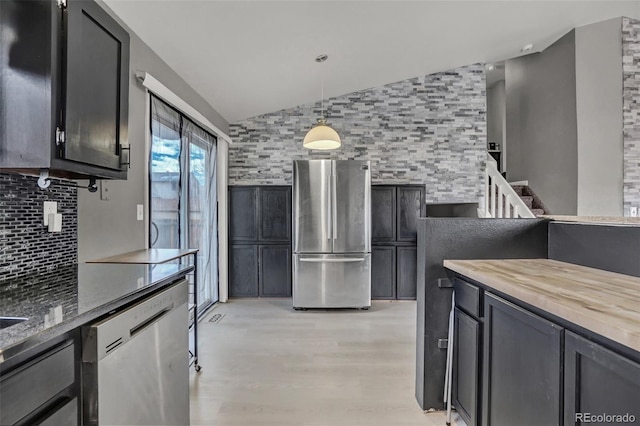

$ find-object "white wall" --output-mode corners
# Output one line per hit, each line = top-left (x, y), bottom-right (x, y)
(575, 18), (623, 216)
(78, 2), (229, 262)
(487, 80), (506, 173)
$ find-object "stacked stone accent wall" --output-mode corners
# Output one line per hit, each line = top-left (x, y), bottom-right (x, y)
(622, 17), (640, 214)
(229, 64), (486, 204)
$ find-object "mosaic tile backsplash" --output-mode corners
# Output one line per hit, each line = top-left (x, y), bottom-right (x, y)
(622, 17), (640, 214)
(0, 173), (77, 282)
(229, 64), (487, 204)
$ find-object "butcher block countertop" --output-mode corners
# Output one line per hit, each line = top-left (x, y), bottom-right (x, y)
(443, 259), (640, 353)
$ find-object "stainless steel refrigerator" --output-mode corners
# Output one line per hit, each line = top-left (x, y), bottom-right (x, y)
(292, 160), (371, 309)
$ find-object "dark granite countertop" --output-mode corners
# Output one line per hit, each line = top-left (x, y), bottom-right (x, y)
(0, 262), (193, 364)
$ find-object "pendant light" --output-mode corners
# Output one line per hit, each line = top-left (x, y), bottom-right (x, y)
(303, 54), (341, 150)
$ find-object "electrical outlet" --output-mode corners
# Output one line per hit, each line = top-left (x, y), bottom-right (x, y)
(137, 204), (144, 221)
(630, 207), (638, 217)
(43, 201), (57, 226)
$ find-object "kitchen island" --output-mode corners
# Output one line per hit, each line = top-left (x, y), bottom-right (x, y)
(0, 262), (193, 425)
(444, 258), (640, 426)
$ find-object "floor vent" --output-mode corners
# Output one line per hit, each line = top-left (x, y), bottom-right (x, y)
(208, 313), (226, 324)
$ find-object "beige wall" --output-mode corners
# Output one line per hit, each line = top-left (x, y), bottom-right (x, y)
(77, 2), (228, 262)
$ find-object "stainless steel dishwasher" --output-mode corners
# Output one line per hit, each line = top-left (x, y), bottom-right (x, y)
(82, 280), (189, 426)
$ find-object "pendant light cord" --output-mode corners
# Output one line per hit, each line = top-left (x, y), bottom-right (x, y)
(315, 54), (328, 121)
(320, 61), (324, 120)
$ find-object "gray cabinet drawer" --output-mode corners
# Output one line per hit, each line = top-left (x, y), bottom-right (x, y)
(0, 341), (75, 425)
(39, 397), (78, 426)
(455, 278), (482, 318)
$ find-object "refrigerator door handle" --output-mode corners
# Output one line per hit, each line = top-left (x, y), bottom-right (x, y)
(326, 175), (332, 240)
(332, 173), (338, 240)
(299, 258), (365, 263)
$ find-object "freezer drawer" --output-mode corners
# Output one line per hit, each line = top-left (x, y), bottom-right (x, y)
(293, 254), (371, 308)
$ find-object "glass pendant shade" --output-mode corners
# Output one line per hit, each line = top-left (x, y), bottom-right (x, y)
(303, 119), (341, 150)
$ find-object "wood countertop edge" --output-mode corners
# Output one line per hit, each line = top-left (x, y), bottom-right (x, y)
(443, 259), (640, 354)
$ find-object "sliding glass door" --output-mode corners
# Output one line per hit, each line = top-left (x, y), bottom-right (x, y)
(149, 95), (218, 310)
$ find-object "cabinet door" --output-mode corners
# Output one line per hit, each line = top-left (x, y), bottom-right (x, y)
(453, 308), (480, 426)
(229, 245), (258, 297)
(371, 186), (396, 242)
(397, 186), (424, 242)
(64, 0), (129, 173)
(564, 331), (640, 425)
(483, 293), (562, 426)
(229, 187), (258, 241)
(259, 187), (291, 242)
(259, 245), (292, 297)
(396, 246), (417, 300)
(371, 246), (396, 299)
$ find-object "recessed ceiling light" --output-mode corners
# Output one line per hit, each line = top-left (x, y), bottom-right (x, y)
(520, 44), (534, 53)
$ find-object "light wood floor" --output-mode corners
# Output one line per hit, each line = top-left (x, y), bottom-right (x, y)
(190, 299), (462, 426)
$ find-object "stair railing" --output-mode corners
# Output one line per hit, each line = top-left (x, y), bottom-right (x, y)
(482, 154), (535, 218)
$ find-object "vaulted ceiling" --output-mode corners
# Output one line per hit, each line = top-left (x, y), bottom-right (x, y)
(104, 1), (640, 123)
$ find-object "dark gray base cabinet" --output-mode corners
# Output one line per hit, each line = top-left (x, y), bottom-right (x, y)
(372, 246), (396, 299)
(453, 308), (480, 426)
(371, 185), (423, 300)
(229, 245), (259, 297)
(0, 334), (79, 426)
(371, 246), (417, 300)
(229, 186), (292, 298)
(229, 245), (291, 298)
(396, 247), (417, 300)
(259, 245), (292, 297)
(483, 293), (562, 426)
(564, 331), (640, 425)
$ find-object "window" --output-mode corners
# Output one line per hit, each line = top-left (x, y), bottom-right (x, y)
(149, 95), (218, 310)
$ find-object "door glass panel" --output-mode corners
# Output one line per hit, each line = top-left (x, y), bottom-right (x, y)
(150, 122), (181, 249)
(149, 96), (219, 313)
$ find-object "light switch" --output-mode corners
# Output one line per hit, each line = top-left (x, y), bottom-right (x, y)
(43, 201), (57, 226)
(137, 204), (144, 221)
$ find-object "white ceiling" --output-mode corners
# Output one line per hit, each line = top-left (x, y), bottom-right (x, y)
(104, 1), (640, 123)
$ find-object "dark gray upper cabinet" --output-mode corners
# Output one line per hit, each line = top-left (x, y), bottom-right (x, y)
(259, 187), (292, 242)
(229, 187), (258, 241)
(63, 0), (129, 173)
(564, 331), (640, 425)
(483, 293), (562, 426)
(397, 186), (424, 242)
(0, 0), (129, 180)
(371, 187), (396, 242)
(230, 186), (292, 243)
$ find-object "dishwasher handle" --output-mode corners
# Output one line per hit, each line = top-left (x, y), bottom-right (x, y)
(130, 306), (172, 337)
